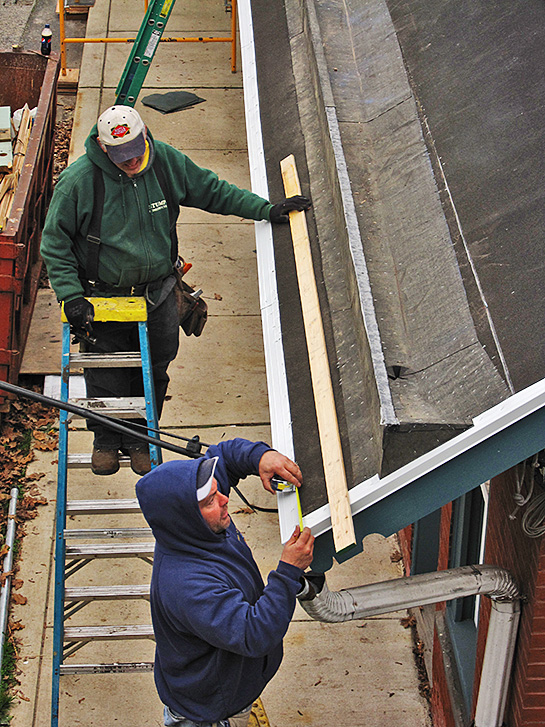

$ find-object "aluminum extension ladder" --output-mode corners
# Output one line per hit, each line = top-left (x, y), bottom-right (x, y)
(51, 297), (161, 727)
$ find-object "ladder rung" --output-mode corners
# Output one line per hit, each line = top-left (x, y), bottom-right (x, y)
(67, 498), (141, 515)
(63, 624), (154, 641)
(65, 585), (149, 601)
(60, 662), (154, 674)
(69, 352), (143, 368)
(68, 397), (147, 418)
(65, 542), (154, 558)
(67, 453), (132, 469)
(64, 527), (151, 539)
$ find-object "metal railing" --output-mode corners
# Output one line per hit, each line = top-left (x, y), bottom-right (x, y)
(58, 0), (238, 77)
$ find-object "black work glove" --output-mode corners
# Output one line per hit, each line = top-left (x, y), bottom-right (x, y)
(269, 195), (311, 224)
(64, 297), (95, 343)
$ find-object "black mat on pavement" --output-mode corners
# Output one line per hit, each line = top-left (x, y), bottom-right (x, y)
(142, 91), (205, 114)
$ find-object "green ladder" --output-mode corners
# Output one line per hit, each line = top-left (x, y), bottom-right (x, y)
(115, 0), (177, 106)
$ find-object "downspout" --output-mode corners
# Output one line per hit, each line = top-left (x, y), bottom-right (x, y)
(297, 565), (521, 727)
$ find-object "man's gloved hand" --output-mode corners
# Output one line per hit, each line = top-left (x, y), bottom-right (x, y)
(64, 297), (95, 344)
(269, 195), (311, 224)
(64, 297), (95, 329)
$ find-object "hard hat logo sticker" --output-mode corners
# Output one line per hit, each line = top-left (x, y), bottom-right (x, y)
(111, 124), (131, 139)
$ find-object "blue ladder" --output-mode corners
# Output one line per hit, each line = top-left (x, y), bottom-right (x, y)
(51, 297), (160, 727)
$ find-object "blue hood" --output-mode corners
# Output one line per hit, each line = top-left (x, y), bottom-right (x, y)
(136, 456), (224, 554)
(134, 439), (304, 723)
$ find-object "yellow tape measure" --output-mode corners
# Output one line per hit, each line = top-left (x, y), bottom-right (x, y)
(271, 477), (304, 530)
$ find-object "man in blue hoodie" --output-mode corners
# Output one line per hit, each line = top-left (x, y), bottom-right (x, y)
(136, 438), (315, 727)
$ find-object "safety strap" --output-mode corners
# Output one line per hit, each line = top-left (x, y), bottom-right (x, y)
(85, 155), (179, 282)
(85, 165), (105, 282)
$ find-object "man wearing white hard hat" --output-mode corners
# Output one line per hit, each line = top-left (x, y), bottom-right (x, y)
(41, 106), (311, 476)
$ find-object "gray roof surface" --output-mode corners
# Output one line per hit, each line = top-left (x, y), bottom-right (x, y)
(251, 0), (537, 522)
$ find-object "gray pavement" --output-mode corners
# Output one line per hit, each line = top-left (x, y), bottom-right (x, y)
(8, 0), (433, 725)
(0, 0), (35, 51)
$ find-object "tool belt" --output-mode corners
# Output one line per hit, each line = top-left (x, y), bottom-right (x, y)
(173, 264), (208, 337)
(87, 277), (165, 300)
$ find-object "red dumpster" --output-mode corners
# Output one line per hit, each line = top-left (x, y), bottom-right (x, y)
(0, 51), (59, 410)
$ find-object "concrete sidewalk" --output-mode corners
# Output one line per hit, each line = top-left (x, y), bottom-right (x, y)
(10, 0), (432, 725)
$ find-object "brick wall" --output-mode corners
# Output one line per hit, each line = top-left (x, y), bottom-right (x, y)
(400, 468), (545, 725)
(398, 524), (412, 575)
(473, 468), (545, 726)
(438, 503), (452, 573)
(430, 629), (457, 727)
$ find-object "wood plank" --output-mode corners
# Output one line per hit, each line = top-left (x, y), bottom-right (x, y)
(280, 154), (356, 552)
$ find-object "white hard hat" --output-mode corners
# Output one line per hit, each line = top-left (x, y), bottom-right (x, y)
(97, 105), (146, 163)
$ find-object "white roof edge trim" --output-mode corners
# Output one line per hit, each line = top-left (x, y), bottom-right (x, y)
(305, 378), (545, 538)
(239, 0), (300, 542)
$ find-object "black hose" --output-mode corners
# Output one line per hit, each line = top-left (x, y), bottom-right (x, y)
(0, 379), (279, 512)
(0, 379), (201, 459)
(69, 411), (212, 450)
(231, 484), (278, 514)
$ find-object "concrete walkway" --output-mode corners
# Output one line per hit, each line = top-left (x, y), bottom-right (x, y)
(11, 1), (432, 725)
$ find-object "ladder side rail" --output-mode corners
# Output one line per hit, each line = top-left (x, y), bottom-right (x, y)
(51, 322), (72, 727)
(231, 0), (237, 73)
(138, 320), (162, 467)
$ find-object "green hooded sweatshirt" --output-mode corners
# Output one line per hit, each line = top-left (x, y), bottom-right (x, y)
(40, 126), (273, 303)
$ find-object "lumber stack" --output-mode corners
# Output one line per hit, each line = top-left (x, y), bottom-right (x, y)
(0, 104), (33, 232)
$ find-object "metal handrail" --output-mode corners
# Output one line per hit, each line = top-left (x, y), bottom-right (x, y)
(58, 0), (238, 77)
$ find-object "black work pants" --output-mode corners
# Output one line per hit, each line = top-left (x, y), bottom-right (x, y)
(83, 288), (179, 449)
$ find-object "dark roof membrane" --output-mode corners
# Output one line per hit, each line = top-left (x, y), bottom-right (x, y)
(250, 0), (521, 528)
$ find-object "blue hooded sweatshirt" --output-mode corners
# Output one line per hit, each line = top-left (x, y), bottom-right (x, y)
(135, 438), (303, 722)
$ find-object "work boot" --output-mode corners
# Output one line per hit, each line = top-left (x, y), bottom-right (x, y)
(91, 447), (120, 476)
(126, 446), (151, 476)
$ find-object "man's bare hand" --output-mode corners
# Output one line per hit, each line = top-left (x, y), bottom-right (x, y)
(280, 526), (314, 570)
(259, 450), (302, 494)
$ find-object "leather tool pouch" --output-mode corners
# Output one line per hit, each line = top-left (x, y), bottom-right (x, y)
(173, 266), (208, 337)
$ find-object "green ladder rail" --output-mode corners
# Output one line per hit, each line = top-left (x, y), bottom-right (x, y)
(51, 297), (161, 727)
(115, 0), (177, 106)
